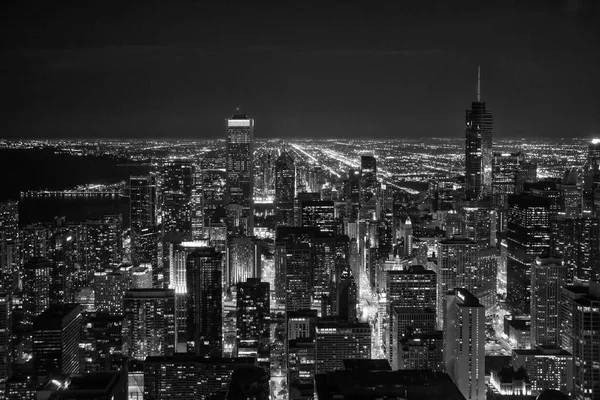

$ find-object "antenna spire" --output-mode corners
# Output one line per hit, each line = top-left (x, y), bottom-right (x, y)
(477, 66), (481, 102)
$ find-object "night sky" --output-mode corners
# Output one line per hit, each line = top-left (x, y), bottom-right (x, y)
(1, 0), (599, 140)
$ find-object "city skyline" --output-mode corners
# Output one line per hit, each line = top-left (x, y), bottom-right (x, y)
(2, 1), (600, 399)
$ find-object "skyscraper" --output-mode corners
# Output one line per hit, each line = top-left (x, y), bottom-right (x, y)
(236, 278), (270, 367)
(530, 256), (568, 347)
(386, 265), (437, 366)
(512, 347), (573, 394)
(584, 138), (600, 190)
(360, 155), (378, 205)
(143, 355), (256, 400)
(570, 282), (600, 400)
(130, 175), (157, 232)
(226, 112), (255, 234)
(301, 200), (336, 234)
(33, 303), (83, 377)
(492, 152), (525, 208)
(226, 237), (261, 288)
(0, 200), (19, 292)
(186, 246), (223, 357)
(94, 270), (128, 315)
(315, 319), (371, 374)
(506, 194), (551, 315)
(465, 67), (493, 200)
(436, 236), (478, 328)
(23, 257), (51, 317)
(283, 242), (313, 312)
(158, 160), (193, 235)
(444, 288), (485, 400)
(275, 151), (296, 226)
(123, 289), (176, 360)
(0, 293), (12, 392)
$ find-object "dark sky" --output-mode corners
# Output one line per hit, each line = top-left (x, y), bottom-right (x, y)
(1, 0), (599, 139)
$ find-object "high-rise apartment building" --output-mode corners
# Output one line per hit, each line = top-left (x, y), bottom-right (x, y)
(444, 288), (485, 400)
(226, 112), (254, 234)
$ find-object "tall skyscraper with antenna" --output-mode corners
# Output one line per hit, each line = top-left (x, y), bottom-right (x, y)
(226, 110), (255, 234)
(465, 67), (493, 200)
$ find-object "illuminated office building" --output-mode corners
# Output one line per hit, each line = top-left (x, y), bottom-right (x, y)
(570, 282), (600, 400)
(301, 200), (336, 234)
(143, 355), (256, 400)
(315, 319), (371, 374)
(21, 223), (49, 262)
(465, 67), (493, 200)
(123, 289), (175, 360)
(288, 337), (316, 400)
(283, 242), (313, 312)
(385, 266), (436, 365)
(556, 217), (600, 283)
(226, 112), (255, 234)
(131, 264), (152, 288)
(129, 175), (156, 232)
(0, 293), (11, 391)
(94, 270), (128, 315)
(444, 288), (485, 400)
(186, 246), (223, 357)
(360, 155), (378, 205)
(0, 200), (19, 292)
(23, 257), (51, 317)
(236, 278), (270, 369)
(33, 303), (83, 377)
(287, 309), (318, 340)
(584, 138), (600, 190)
(226, 237), (261, 287)
(397, 330), (444, 372)
(275, 151), (296, 226)
(460, 198), (493, 249)
(506, 194), (551, 315)
(201, 169), (227, 223)
(512, 347), (573, 394)
(348, 169), (361, 219)
(436, 236), (478, 329)
(158, 160), (193, 235)
(492, 151), (525, 207)
(84, 313), (124, 373)
(531, 256), (568, 347)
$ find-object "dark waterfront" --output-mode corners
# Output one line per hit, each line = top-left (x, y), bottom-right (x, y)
(18, 194), (130, 227)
